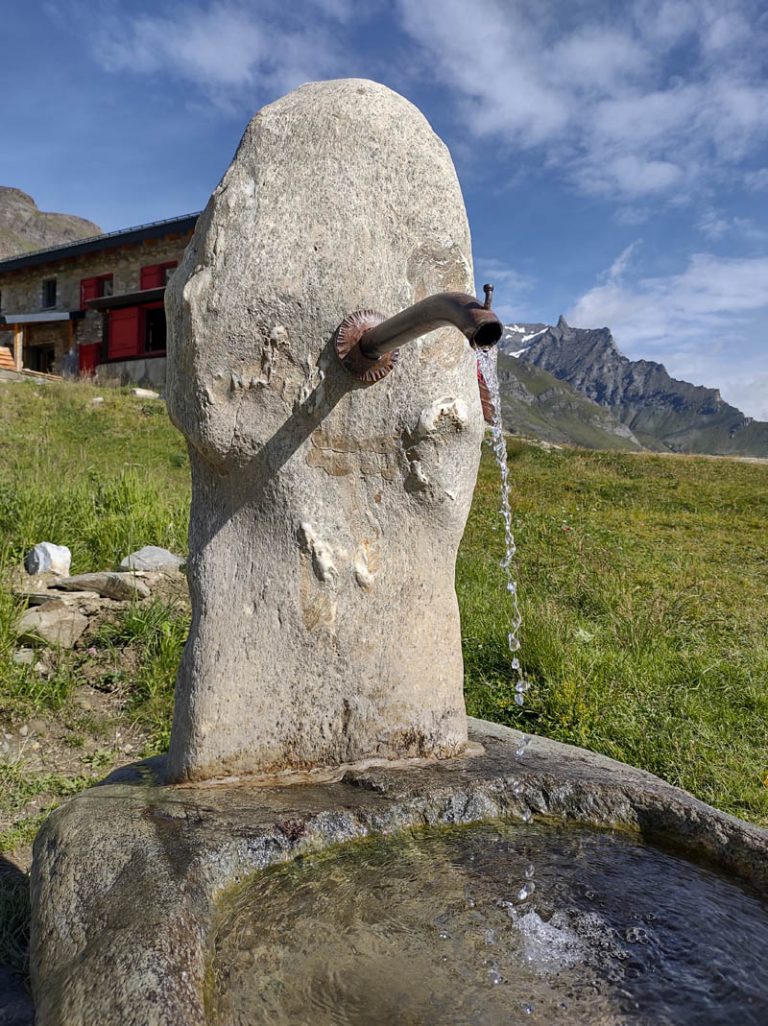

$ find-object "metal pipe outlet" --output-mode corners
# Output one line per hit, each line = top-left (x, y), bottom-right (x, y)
(335, 284), (502, 383)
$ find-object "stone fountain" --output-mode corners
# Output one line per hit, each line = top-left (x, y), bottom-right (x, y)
(29, 81), (768, 1026)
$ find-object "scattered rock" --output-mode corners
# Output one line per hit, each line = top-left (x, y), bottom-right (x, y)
(23, 543), (71, 577)
(21, 589), (102, 607)
(130, 388), (160, 399)
(16, 600), (89, 648)
(12, 648), (35, 665)
(90, 397), (105, 406)
(53, 573), (151, 601)
(119, 546), (185, 572)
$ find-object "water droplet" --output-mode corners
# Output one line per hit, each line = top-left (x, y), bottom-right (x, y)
(438, 930), (450, 940)
(522, 1002), (534, 1015)
(488, 970), (503, 985)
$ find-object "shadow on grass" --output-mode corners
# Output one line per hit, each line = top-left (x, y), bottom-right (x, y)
(0, 857), (33, 1025)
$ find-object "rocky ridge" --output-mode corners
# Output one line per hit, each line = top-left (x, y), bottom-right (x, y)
(495, 340), (642, 451)
(0, 187), (101, 260)
(503, 317), (768, 457)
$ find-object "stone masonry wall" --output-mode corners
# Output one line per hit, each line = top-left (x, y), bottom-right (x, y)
(0, 233), (192, 315)
(0, 232), (193, 372)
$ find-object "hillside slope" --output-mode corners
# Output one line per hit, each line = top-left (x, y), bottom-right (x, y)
(496, 350), (642, 450)
(0, 187), (101, 259)
(504, 317), (768, 457)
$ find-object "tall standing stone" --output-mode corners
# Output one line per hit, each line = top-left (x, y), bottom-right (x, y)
(165, 79), (484, 782)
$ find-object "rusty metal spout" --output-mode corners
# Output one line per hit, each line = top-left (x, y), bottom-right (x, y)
(335, 284), (502, 383)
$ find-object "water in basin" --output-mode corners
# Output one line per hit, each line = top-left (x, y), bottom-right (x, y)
(208, 821), (768, 1025)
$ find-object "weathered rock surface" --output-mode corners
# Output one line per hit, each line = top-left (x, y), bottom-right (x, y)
(23, 543), (71, 578)
(30, 719), (768, 1026)
(16, 601), (89, 648)
(119, 546), (184, 572)
(0, 186), (100, 260)
(165, 79), (484, 782)
(53, 572), (151, 601)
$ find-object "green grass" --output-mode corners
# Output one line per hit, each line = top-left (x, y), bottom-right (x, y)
(95, 600), (190, 753)
(0, 376), (766, 859)
(459, 442), (768, 824)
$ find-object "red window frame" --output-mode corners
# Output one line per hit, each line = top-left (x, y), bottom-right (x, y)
(80, 274), (113, 310)
(140, 261), (177, 290)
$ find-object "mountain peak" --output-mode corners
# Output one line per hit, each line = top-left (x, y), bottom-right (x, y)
(0, 186), (101, 260)
(513, 319), (768, 457)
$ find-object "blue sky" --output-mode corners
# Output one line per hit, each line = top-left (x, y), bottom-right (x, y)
(1, 0), (767, 416)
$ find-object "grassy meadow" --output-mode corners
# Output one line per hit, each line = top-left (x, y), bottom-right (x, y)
(0, 376), (766, 871)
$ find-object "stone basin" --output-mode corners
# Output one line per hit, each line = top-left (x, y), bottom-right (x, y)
(30, 719), (768, 1025)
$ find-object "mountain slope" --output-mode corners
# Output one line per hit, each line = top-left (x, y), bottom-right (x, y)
(495, 347), (642, 450)
(504, 317), (768, 457)
(0, 187), (101, 259)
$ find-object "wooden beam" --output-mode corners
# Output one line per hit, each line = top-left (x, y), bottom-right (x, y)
(13, 324), (23, 371)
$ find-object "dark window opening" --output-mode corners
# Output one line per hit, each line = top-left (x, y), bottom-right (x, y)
(27, 344), (56, 373)
(144, 308), (167, 353)
(41, 279), (57, 309)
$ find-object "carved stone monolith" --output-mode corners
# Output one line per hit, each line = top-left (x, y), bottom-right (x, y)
(165, 79), (484, 782)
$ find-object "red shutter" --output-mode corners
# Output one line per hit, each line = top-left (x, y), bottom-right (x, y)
(108, 307), (141, 359)
(80, 277), (100, 309)
(79, 342), (101, 375)
(140, 262), (177, 289)
(140, 264), (164, 289)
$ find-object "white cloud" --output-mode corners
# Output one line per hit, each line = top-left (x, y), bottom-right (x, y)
(394, 0), (768, 201)
(604, 240), (642, 281)
(566, 250), (768, 417)
(697, 209), (767, 242)
(745, 168), (768, 191)
(91, 1), (344, 103)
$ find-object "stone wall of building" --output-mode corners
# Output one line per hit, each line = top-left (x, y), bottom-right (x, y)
(0, 231), (193, 373)
(96, 356), (167, 389)
(23, 321), (72, 374)
(0, 233), (192, 315)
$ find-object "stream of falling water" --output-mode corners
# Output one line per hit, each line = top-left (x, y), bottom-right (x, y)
(476, 348), (529, 707)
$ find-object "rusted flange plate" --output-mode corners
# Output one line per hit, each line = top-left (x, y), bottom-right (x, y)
(334, 310), (400, 383)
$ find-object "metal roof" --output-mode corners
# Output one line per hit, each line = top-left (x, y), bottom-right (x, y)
(0, 311), (83, 324)
(0, 212), (200, 274)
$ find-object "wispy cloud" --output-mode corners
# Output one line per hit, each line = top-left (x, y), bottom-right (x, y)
(88, 1), (346, 106)
(566, 250), (768, 416)
(394, 0), (768, 202)
(697, 209), (767, 242)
